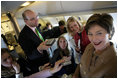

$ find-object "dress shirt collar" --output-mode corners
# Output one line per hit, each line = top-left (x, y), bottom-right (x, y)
(26, 24), (36, 33)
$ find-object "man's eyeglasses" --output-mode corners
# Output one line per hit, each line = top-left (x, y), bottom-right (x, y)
(26, 15), (39, 21)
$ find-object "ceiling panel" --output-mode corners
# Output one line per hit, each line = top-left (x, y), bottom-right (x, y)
(1, 1), (25, 14)
(1, 1), (117, 17)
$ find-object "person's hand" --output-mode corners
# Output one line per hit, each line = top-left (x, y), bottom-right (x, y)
(75, 46), (80, 53)
(62, 56), (71, 62)
(40, 63), (51, 71)
(37, 40), (51, 53)
(50, 59), (64, 74)
(12, 62), (20, 74)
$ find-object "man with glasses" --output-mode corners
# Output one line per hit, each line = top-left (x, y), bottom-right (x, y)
(18, 10), (50, 72)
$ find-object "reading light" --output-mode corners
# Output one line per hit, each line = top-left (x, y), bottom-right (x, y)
(21, 1), (30, 7)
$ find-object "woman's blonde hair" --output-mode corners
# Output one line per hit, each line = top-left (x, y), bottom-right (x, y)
(67, 17), (82, 34)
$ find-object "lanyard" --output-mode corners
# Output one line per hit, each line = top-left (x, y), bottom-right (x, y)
(35, 28), (44, 42)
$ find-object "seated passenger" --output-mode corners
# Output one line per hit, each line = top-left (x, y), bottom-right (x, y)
(43, 22), (53, 31)
(73, 13), (117, 78)
(62, 33), (81, 64)
(52, 20), (67, 38)
(50, 36), (76, 77)
(42, 22), (53, 39)
(1, 48), (64, 78)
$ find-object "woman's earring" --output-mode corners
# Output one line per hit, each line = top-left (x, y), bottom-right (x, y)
(109, 34), (111, 40)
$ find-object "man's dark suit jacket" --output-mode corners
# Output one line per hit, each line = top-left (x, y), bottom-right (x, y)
(18, 25), (49, 70)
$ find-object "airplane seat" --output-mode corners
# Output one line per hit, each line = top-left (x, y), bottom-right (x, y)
(1, 37), (8, 48)
(9, 45), (27, 60)
(48, 38), (58, 58)
(14, 45), (27, 59)
(10, 50), (19, 59)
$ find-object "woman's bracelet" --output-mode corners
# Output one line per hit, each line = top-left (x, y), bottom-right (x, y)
(49, 68), (54, 75)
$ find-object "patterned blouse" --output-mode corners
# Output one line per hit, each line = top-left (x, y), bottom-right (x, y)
(1, 66), (16, 78)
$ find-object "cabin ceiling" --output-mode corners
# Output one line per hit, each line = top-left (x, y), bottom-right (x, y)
(1, 1), (117, 17)
(1, 1), (26, 14)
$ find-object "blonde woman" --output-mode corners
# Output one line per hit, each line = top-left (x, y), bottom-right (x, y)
(67, 17), (90, 54)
